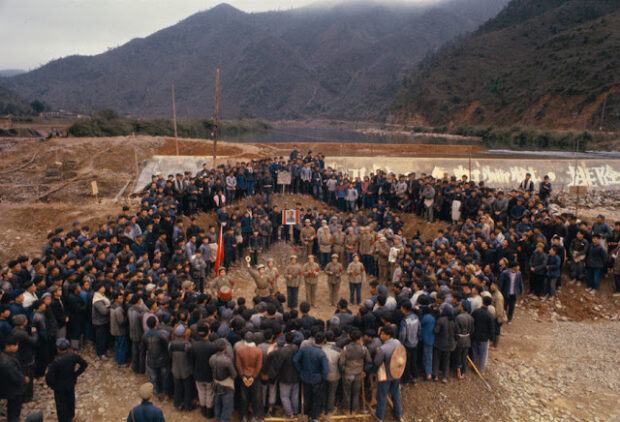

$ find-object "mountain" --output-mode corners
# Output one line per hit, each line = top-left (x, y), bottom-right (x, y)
(0, 69), (25, 77)
(0, 86), (33, 115)
(391, 0), (620, 130)
(0, 1), (508, 120)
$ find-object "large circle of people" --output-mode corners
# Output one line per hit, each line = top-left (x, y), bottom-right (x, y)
(1, 148), (619, 422)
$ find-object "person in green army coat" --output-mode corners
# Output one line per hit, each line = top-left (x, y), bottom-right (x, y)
(302, 255), (321, 307)
(245, 260), (272, 300)
(324, 253), (344, 306)
(283, 255), (303, 309)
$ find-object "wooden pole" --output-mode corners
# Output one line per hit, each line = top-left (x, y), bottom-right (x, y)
(213, 69), (220, 167)
(468, 148), (472, 182)
(574, 136), (580, 217)
(172, 85), (179, 157)
(467, 355), (492, 391)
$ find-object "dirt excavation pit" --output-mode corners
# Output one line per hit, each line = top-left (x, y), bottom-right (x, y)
(0, 135), (619, 421)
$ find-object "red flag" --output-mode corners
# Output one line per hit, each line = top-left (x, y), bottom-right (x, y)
(214, 226), (225, 274)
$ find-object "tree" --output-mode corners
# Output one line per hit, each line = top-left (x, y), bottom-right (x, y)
(30, 100), (45, 114)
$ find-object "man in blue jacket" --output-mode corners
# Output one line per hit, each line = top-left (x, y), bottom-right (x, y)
(293, 331), (328, 422)
(373, 324), (403, 422)
(127, 382), (165, 422)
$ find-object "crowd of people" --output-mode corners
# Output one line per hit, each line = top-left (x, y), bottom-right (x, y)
(0, 147), (619, 422)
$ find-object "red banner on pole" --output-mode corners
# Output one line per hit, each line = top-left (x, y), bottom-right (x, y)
(214, 226), (224, 273)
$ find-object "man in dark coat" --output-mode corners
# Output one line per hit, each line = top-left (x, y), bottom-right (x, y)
(127, 382), (166, 422)
(471, 296), (495, 373)
(45, 338), (88, 422)
(0, 336), (28, 422)
(10, 314), (37, 402)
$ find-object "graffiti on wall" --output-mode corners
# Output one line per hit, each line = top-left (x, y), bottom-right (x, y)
(566, 164), (620, 187)
(324, 157), (620, 190)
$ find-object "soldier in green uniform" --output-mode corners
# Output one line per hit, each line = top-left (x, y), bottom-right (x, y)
(375, 236), (390, 285)
(283, 255), (303, 309)
(300, 220), (316, 257)
(347, 253), (366, 305)
(245, 262), (272, 300)
(324, 253), (344, 306)
(302, 255), (321, 307)
(209, 268), (234, 296)
(264, 258), (280, 296)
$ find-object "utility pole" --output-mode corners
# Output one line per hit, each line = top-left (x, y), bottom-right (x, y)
(171, 85), (179, 157)
(213, 69), (220, 167)
(468, 147), (472, 182)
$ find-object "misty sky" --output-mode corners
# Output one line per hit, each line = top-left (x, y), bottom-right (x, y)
(0, 0), (436, 70)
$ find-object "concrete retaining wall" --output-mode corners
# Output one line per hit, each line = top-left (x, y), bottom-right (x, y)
(325, 156), (620, 190)
(134, 155), (620, 193)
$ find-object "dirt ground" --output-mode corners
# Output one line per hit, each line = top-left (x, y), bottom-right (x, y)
(1, 135), (619, 422)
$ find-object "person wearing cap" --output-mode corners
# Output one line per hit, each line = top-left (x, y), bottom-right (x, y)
(0, 335), (29, 422)
(471, 296), (495, 374)
(538, 175), (552, 204)
(264, 258), (280, 296)
(373, 325), (403, 421)
(169, 324), (193, 411)
(283, 255), (303, 309)
(127, 382), (166, 422)
(143, 317), (171, 400)
(592, 214), (613, 248)
(209, 268), (234, 297)
(398, 301), (420, 384)
(331, 224), (346, 263)
(190, 249), (207, 293)
(317, 220), (333, 269)
(302, 255), (321, 307)
(245, 261), (271, 300)
(585, 234), (608, 294)
(528, 243), (547, 297)
(10, 314), (37, 402)
(92, 282), (111, 359)
(358, 226), (375, 277)
(374, 236), (390, 285)
(45, 338), (88, 422)
(347, 254), (366, 305)
(248, 228), (263, 266)
(325, 254), (344, 306)
(569, 230), (589, 285)
(519, 172), (534, 193)
(300, 220), (316, 257)
(344, 227), (359, 264)
(209, 338), (236, 422)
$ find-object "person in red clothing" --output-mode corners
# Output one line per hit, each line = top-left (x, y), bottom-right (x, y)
(235, 331), (263, 421)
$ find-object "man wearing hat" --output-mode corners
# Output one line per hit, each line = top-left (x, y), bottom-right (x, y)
(300, 220), (316, 257)
(209, 339), (236, 422)
(10, 314), (37, 402)
(359, 226), (375, 277)
(302, 255), (321, 307)
(347, 254), (366, 305)
(373, 325), (403, 422)
(332, 224), (346, 264)
(325, 254), (344, 306)
(283, 255), (303, 309)
(375, 236), (390, 285)
(209, 268), (234, 297)
(45, 338), (88, 422)
(264, 258), (280, 296)
(127, 382), (166, 422)
(0, 335), (29, 422)
(245, 261), (272, 300)
(317, 220), (333, 269)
